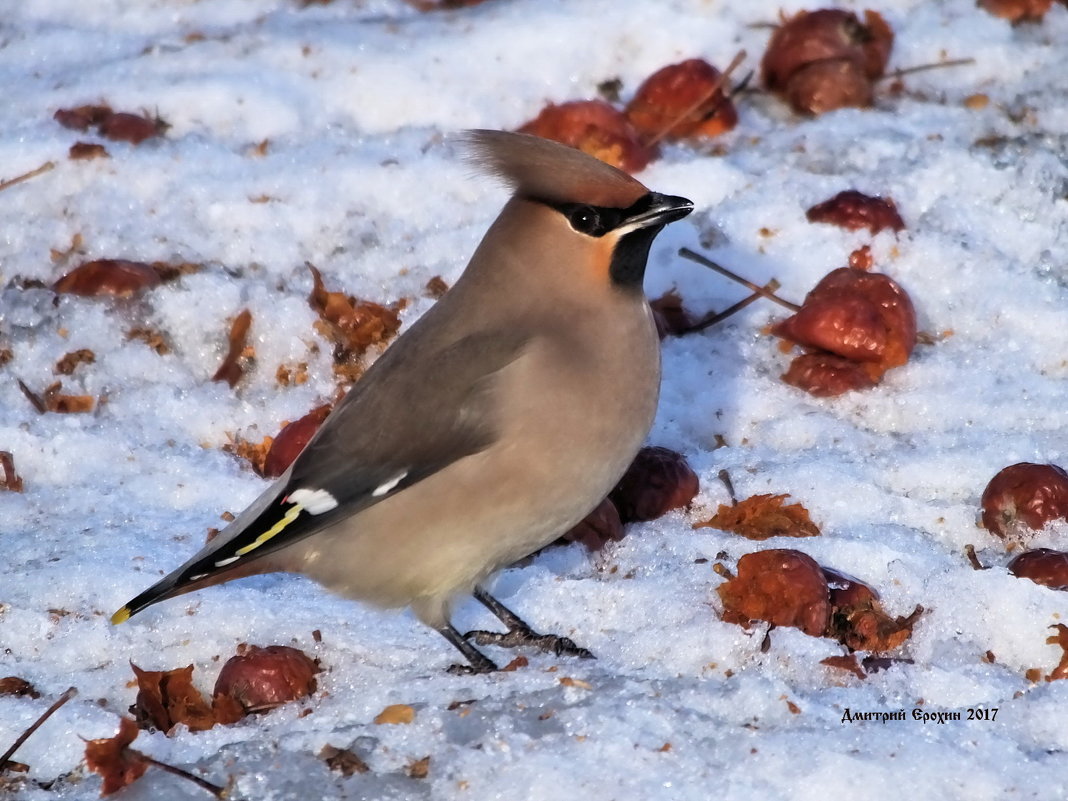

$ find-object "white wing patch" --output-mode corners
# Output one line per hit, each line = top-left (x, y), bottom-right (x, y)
(287, 488), (340, 514)
(372, 470), (408, 497)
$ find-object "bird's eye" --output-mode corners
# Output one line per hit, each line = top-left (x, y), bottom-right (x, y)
(568, 205), (602, 235)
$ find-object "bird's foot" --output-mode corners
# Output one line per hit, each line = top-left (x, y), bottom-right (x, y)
(464, 626), (595, 659)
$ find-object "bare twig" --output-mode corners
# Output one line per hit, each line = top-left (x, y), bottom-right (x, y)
(642, 50), (747, 148)
(0, 162), (55, 193)
(684, 279), (782, 333)
(964, 544), (987, 571)
(717, 469), (738, 505)
(0, 687), (77, 771)
(879, 58), (975, 82)
(139, 754), (228, 799)
(678, 248), (801, 312)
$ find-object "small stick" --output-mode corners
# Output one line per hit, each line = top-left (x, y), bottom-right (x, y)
(717, 470), (738, 505)
(0, 687), (77, 771)
(642, 50), (747, 148)
(684, 279), (782, 333)
(16, 379), (46, 414)
(678, 248), (801, 311)
(964, 544), (987, 571)
(139, 754), (228, 799)
(879, 58), (975, 82)
(0, 161), (55, 193)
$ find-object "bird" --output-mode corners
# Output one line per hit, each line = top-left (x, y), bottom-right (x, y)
(112, 130), (693, 673)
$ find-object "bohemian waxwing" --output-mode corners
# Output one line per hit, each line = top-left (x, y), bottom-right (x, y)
(112, 130), (693, 673)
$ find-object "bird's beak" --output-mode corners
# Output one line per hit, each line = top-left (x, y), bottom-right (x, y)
(622, 193), (695, 231)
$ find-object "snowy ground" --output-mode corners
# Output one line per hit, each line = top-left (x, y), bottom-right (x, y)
(3, 0), (1068, 798)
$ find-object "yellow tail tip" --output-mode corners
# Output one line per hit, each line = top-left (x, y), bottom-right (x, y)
(111, 606), (131, 625)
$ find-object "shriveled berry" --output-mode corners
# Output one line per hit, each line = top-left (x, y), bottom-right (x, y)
(610, 446), (699, 523)
(981, 463), (1068, 542)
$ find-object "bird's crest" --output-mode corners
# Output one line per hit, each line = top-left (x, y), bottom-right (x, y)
(461, 130), (649, 209)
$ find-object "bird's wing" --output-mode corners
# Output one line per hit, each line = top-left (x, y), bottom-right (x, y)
(113, 329), (528, 622)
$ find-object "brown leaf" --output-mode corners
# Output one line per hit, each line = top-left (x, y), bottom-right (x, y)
(223, 433), (274, 477)
(40, 381), (95, 414)
(54, 259), (162, 298)
(407, 756), (430, 780)
(99, 112), (168, 145)
(0, 677), (39, 698)
(319, 745), (370, 776)
(696, 494), (820, 540)
(84, 718), (150, 796)
(125, 326), (171, 355)
(307, 264), (402, 378)
(54, 349), (96, 375)
(374, 704), (416, 725)
(130, 663), (217, 734)
(649, 288), (695, 338)
(211, 308), (253, 388)
(69, 142), (110, 160)
(1046, 624), (1068, 681)
(424, 275), (449, 298)
(54, 105), (113, 131)
(820, 654), (867, 680)
(213, 645), (319, 713)
(717, 548), (830, 636)
(0, 453), (24, 493)
(501, 655), (529, 672)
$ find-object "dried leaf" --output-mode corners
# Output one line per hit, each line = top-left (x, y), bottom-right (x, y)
(0, 453), (24, 493)
(54, 349), (96, 375)
(319, 745), (370, 776)
(407, 756), (430, 780)
(717, 549), (830, 636)
(223, 433), (274, 477)
(69, 142), (110, 160)
(212, 308), (253, 388)
(696, 494), (820, 539)
(374, 704), (416, 725)
(1046, 624), (1068, 681)
(0, 677), (39, 698)
(558, 677), (593, 690)
(649, 288), (694, 338)
(130, 664), (217, 734)
(307, 264), (402, 378)
(820, 654), (867, 679)
(84, 718), (149, 796)
(40, 382), (95, 414)
(54, 260), (162, 297)
(425, 275), (449, 298)
(125, 326), (171, 355)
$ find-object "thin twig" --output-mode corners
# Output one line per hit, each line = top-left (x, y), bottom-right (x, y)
(879, 58), (975, 82)
(0, 161), (55, 193)
(964, 544), (987, 571)
(642, 50), (747, 148)
(717, 469), (738, 505)
(139, 754), (228, 799)
(0, 687), (77, 771)
(678, 248), (801, 311)
(684, 279), (781, 333)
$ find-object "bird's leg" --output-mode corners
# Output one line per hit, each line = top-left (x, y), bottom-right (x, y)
(464, 586), (595, 659)
(437, 622), (499, 675)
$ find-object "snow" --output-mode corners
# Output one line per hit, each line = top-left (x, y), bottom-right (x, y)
(3, 0), (1068, 798)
